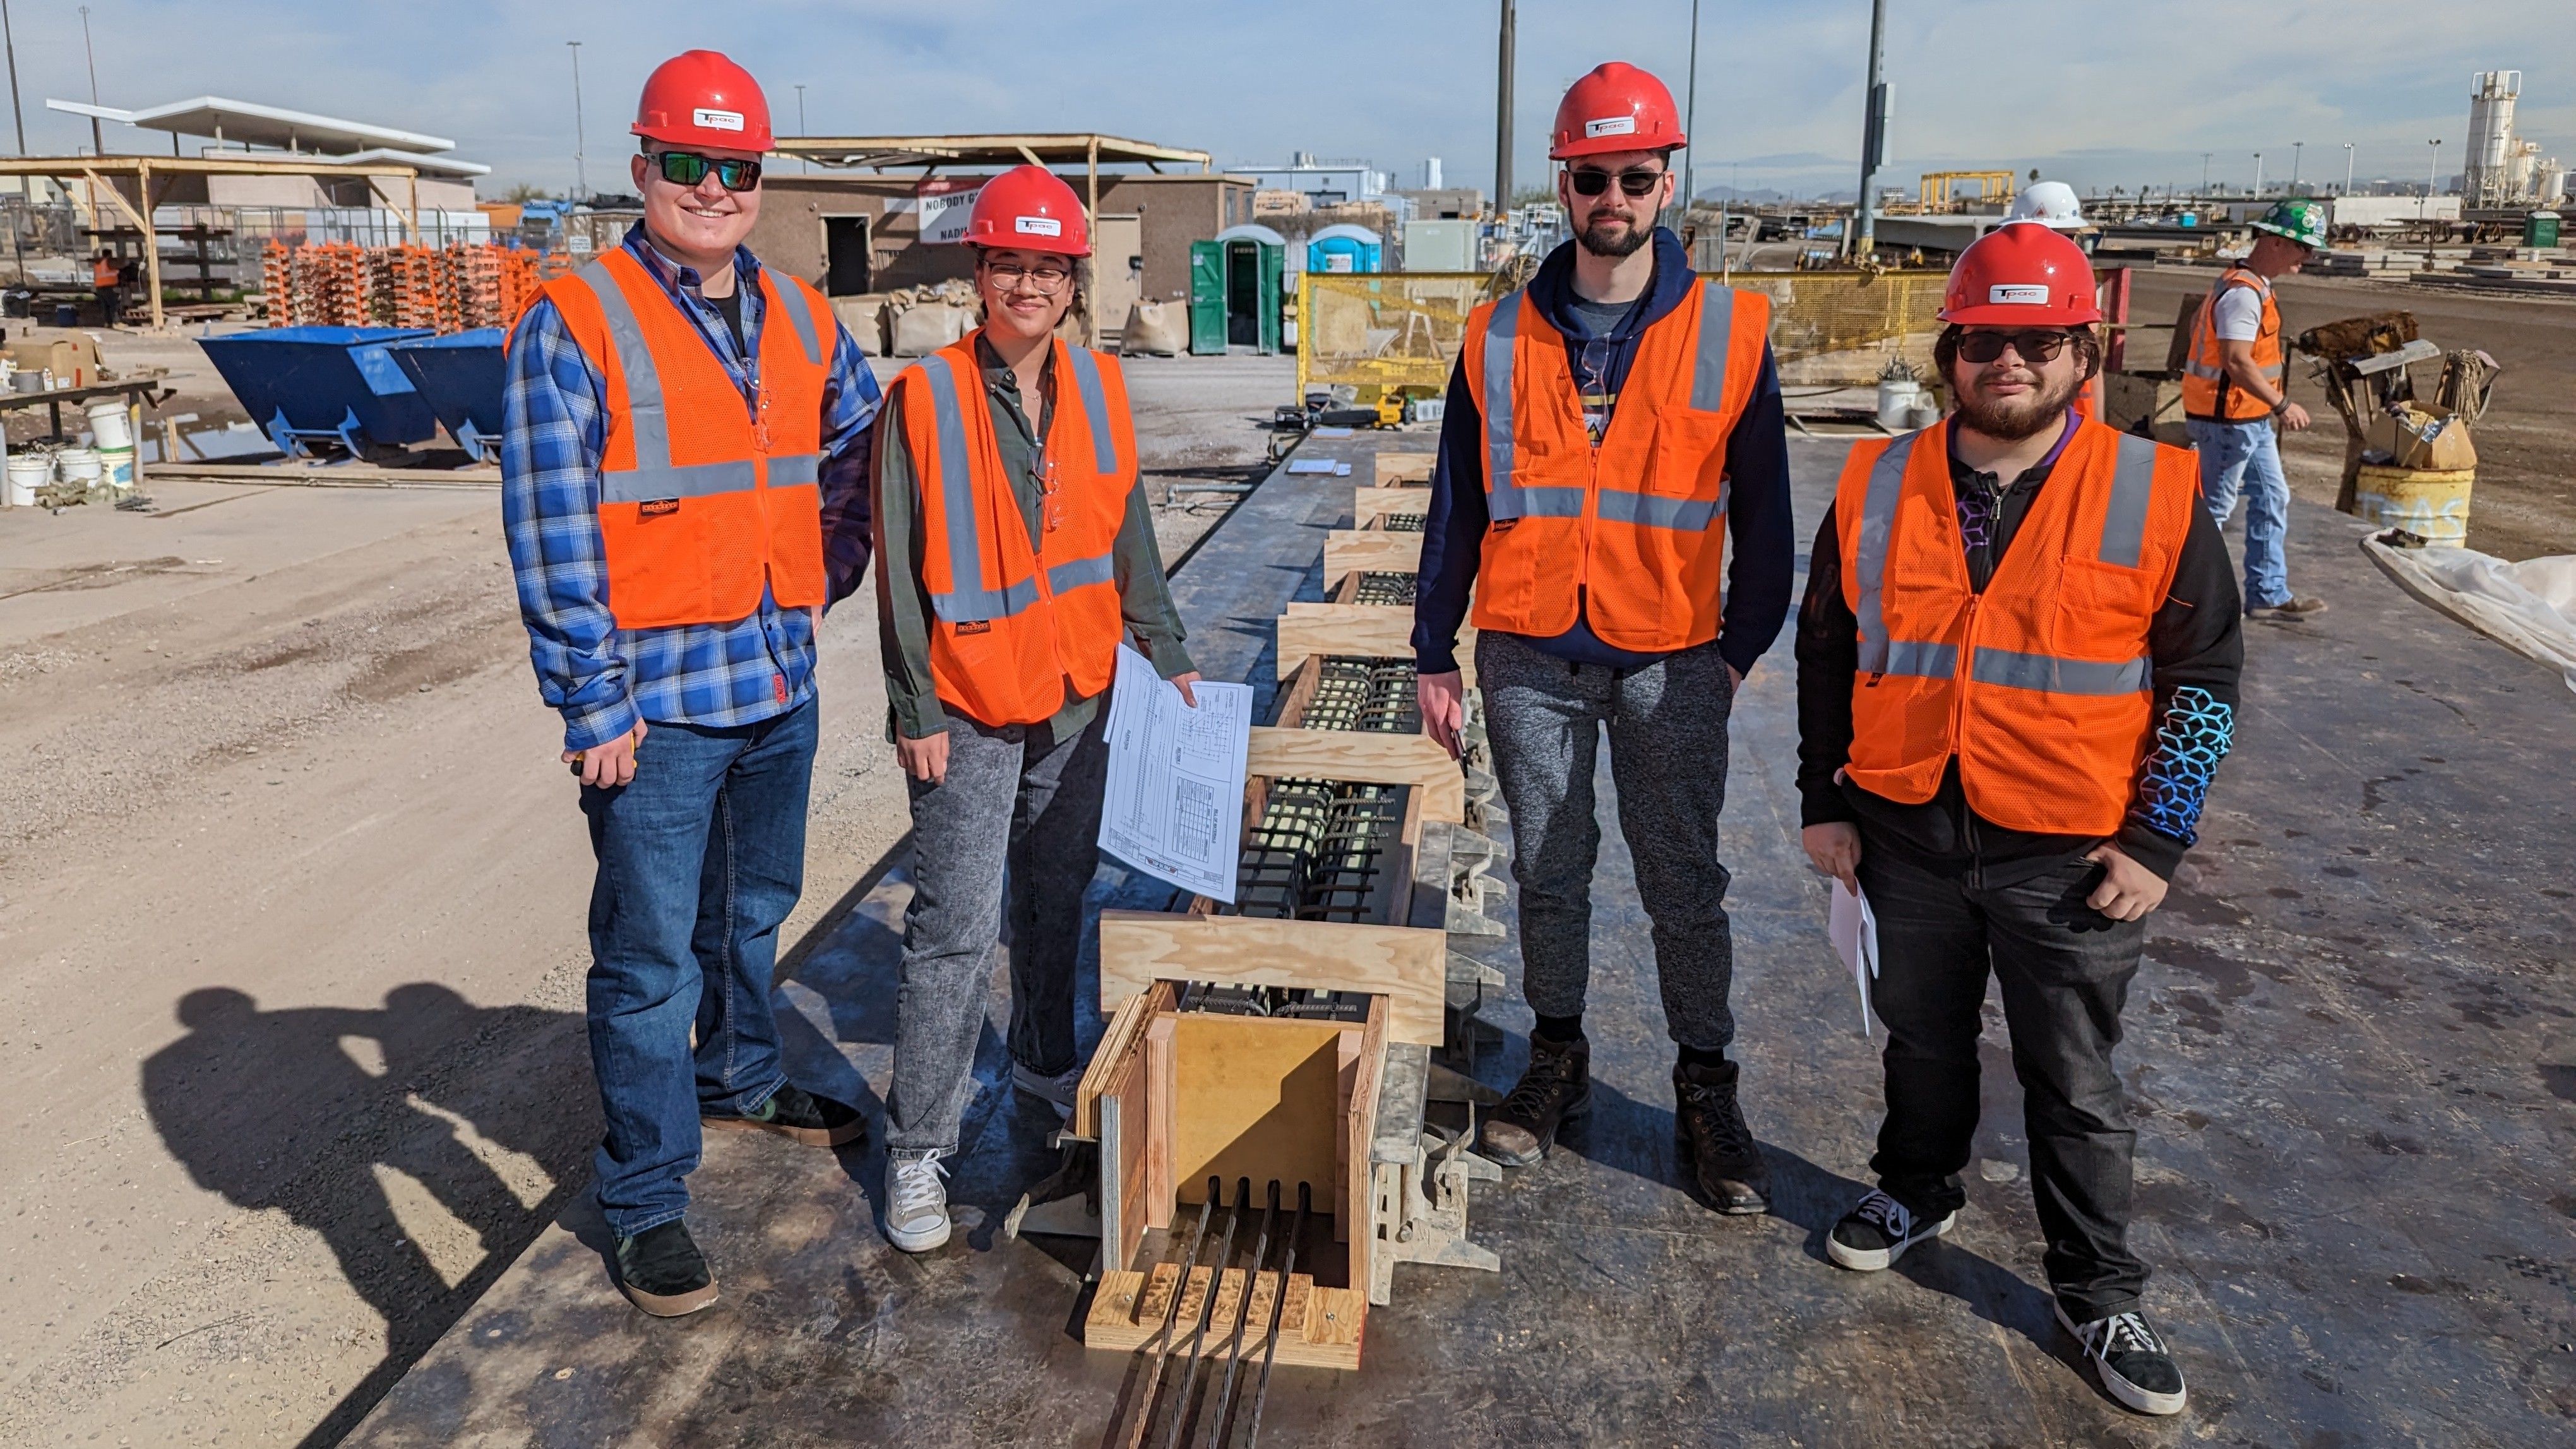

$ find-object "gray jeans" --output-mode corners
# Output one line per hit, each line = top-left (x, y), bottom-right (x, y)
(886, 708), (1109, 1157)
(1477, 630), (1739, 1052)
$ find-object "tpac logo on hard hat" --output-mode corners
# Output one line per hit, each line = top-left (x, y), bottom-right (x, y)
(693, 108), (744, 132)
(1015, 215), (1062, 237)
(1583, 116), (1638, 140)
(1989, 285), (2051, 305)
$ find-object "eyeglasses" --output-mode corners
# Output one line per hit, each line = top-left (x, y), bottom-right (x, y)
(1955, 329), (2077, 364)
(650, 150), (762, 193)
(1567, 166), (1666, 198)
(983, 260), (1075, 294)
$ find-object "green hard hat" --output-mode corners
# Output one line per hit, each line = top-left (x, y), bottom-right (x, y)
(2250, 198), (2328, 249)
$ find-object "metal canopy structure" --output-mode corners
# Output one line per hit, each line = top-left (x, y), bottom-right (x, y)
(768, 133), (1213, 233)
(45, 95), (453, 155)
(0, 154), (423, 331)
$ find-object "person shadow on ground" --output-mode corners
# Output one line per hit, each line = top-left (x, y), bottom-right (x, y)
(140, 984), (589, 1408)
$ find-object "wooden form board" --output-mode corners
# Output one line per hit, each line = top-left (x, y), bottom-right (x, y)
(1170, 1015), (1345, 1210)
(1322, 528), (1422, 588)
(1353, 485), (1430, 525)
(1244, 725), (1462, 824)
(1347, 996), (1387, 1276)
(1275, 605), (1475, 688)
(1373, 453), (1434, 486)
(1097, 911), (1445, 1046)
(1085, 1266), (1366, 1371)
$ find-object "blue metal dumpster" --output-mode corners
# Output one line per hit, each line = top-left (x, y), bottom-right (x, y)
(196, 326), (437, 458)
(386, 329), (506, 461)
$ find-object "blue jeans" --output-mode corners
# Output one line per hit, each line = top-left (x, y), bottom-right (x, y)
(2188, 417), (2291, 611)
(579, 700), (814, 1237)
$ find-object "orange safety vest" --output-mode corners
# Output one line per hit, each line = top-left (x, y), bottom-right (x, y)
(534, 249), (834, 630)
(2181, 266), (2282, 422)
(93, 256), (119, 287)
(1459, 280), (1770, 652)
(1833, 415), (2200, 837)
(892, 333), (1136, 728)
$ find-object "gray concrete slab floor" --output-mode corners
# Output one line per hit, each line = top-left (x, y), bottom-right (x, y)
(350, 436), (2575, 1447)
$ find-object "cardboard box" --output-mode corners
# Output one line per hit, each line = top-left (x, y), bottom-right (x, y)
(1, 328), (103, 388)
(2370, 404), (2476, 472)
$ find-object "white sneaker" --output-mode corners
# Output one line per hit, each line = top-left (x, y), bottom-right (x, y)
(1011, 1060), (1083, 1121)
(885, 1155), (951, 1253)
(1825, 1189), (1957, 1271)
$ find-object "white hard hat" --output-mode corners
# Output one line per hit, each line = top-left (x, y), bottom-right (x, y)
(2004, 181), (2087, 230)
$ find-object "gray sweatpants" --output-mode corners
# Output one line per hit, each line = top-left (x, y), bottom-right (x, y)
(1476, 630), (1739, 1052)
(885, 708), (1109, 1157)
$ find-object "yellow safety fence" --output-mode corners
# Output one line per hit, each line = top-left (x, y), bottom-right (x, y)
(1296, 270), (1950, 402)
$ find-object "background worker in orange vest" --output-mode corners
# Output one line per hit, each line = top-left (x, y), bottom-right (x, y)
(1412, 63), (1796, 1213)
(91, 250), (121, 326)
(501, 51), (881, 1317)
(2183, 198), (2328, 620)
(871, 165), (1200, 1253)
(1796, 224), (2243, 1417)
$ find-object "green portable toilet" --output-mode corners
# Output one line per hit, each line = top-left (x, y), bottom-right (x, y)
(1189, 241), (1227, 355)
(2525, 211), (2560, 249)
(1190, 234), (1287, 355)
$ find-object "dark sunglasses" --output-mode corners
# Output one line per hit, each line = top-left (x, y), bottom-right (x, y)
(1567, 165), (1666, 198)
(1956, 329), (2076, 364)
(651, 150), (763, 193)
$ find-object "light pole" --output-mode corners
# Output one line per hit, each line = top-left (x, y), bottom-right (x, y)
(78, 5), (100, 155)
(1854, 0), (1889, 261)
(2291, 140), (2303, 191)
(2200, 152), (2212, 194)
(1493, 0), (1514, 218)
(568, 41), (588, 201)
(2423, 138), (2441, 217)
(795, 84), (808, 174)
(1680, 0), (1700, 223)
(2343, 141), (2354, 195)
(2252, 152), (2263, 198)
(1, 0), (25, 155)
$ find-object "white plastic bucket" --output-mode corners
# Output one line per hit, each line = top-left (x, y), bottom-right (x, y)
(1876, 379), (1924, 432)
(85, 398), (134, 450)
(98, 446), (136, 492)
(6, 452), (50, 506)
(56, 446), (100, 484)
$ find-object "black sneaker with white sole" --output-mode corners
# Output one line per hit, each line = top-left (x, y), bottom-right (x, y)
(2056, 1303), (2188, 1416)
(1825, 1189), (1956, 1271)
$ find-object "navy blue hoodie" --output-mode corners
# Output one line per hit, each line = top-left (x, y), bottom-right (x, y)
(1410, 227), (1794, 677)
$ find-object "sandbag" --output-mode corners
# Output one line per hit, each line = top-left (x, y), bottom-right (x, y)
(2363, 534), (2576, 695)
(830, 294), (896, 357)
(891, 302), (974, 357)
(1120, 299), (1186, 357)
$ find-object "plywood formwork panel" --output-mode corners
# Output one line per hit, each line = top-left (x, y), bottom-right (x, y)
(1373, 453), (1434, 486)
(1171, 1015), (1347, 1211)
(1322, 529), (1423, 588)
(1086, 1267), (1366, 1371)
(1273, 607), (1475, 688)
(1097, 911), (1445, 1046)
(1244, 725), (1462, 823)
(1353, 485), (1432, 525)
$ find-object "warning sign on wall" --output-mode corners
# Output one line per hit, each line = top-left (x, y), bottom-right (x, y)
(918, 176), (983, 244)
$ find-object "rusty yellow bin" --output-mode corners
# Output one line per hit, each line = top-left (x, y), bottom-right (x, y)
(2351, 465), (2475, 546)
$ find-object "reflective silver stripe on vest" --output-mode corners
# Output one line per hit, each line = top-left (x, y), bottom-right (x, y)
(1851, 428), (1919, 666)
(1047, 553), (1116, 593)
(1482, 288), (1525, 513)
(2097, 432), (2159, 568)
(1969, 647), (2150, 696)
(1688, 282), (1736, 412)
(922, 353), (1040, 623)
(772, 275), (825, 367)
(768, 453), (822, 489)
(1856, 637), (1959, 677)
(575, 258), (760, 503)
(1064, 346), (1121, 475)
(1594, 487), (1723, 530)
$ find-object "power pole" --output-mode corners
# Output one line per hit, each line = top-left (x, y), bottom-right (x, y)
(796, 84), (808, 174)
(2291, 140), (2303, 191)
(1853, 0), (1888, 261)
(1494, 0), (1515, 218)
(2252, 152), (2263, 198)
(1, 0), (24, 155)
(568, 42), (588, 200)
(78, 6), (100, 155)
(2200, 153), (2212, 194)
(1681, 0), (1701, 224)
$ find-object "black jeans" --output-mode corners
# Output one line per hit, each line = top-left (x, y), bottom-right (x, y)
(1856, 837), (2150, 1318)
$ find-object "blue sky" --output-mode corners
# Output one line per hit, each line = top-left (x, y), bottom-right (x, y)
(8, 1), (2571, 199)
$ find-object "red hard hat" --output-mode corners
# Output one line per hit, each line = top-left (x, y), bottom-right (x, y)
(1940, 224), (2102, 325)
(1550, 62), (1686, 160)
(967, 165), (1091, 257)
(631, 51), (774, 152)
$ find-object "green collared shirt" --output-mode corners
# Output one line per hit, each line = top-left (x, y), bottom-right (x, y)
(873, 332), (1196, 741)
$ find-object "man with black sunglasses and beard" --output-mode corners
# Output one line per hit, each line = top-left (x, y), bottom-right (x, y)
(1794, 222), (2241, 1417)
(1413, 62), (1796, 1216)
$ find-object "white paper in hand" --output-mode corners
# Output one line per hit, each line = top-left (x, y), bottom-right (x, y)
(1828, 879), (1881, 1037)
(1097, 645), (1252, 902)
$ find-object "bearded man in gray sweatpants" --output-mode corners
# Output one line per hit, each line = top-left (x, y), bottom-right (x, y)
(1411, 66), (1796, 1212)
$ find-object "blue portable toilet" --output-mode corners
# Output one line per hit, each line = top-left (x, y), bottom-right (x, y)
(196, 326), (438, 458)
(1306, 224), (1383, 275)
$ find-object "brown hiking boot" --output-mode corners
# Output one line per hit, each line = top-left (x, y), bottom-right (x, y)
(1674, 1059), (1770, 1213)
(1480, 1032), (1591, 1167)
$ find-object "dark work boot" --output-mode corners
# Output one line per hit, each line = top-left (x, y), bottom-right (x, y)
(703, 1083), (868, 1147)
(1479, 1032), (1592, 1167)
(1674, 1059), (1770, 1213)
(616, 1219), (719, 1317)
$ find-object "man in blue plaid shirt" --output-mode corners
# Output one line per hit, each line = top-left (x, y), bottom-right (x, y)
(500, 50), (879, 1317)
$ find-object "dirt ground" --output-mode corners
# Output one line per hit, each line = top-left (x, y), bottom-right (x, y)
(0, 341), (1291, 1448)
(2126, 266), (2576, 562)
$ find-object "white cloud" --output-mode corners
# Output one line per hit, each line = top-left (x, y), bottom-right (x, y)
(22, 1), (2574, 198)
